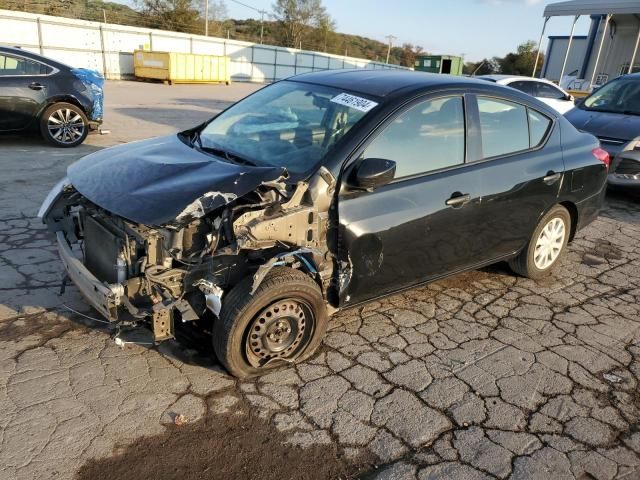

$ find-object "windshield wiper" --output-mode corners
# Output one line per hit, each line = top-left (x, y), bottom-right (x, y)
(187, 130), (203, 148)
(198, 142), (256, 166)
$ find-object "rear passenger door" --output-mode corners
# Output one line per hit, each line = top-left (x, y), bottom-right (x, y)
(0, 53), (51, 131)
(465, 95), (564, 260)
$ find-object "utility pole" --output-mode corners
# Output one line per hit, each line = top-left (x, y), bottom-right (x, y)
(259, 10), (266, 44)
(102, 9), (107, 24)
(204, 0), (209, 36)
(385, 34), (397, 64)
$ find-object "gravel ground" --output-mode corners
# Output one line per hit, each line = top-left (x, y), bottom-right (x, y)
(1, 81), (639, 480)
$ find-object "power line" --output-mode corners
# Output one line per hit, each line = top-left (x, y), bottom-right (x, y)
(227, 0), (267, 43)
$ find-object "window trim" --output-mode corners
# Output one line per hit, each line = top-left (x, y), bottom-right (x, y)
(471, 94), (555, 164)
(0, 52), (59, 78)
(355, 93), (469, 184)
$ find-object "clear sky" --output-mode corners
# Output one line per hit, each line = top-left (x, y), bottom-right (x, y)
(221, 0), (593, 61)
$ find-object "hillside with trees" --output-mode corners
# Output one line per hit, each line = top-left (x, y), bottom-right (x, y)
(0, 0), (541, 73)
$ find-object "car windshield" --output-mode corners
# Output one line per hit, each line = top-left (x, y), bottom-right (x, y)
(198, 81), (376, 174)
(583, 76), (640, 115)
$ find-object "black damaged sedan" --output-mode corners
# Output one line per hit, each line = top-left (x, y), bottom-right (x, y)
(40, 70), (608, 378)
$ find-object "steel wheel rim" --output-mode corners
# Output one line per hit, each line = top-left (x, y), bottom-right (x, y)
(534, 217), (566, 270)
(245, 299), (315, 368)
(48, 108), (85, 144)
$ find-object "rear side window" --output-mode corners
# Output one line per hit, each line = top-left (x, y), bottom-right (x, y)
(477, 96), (552, 159)
(0, 54), (51, 76)
(536, 82), (566, 100)
(528, 109), (552, 147)
(478, 97), (529, 158)
(509, 81), (538, 97)
(363, 96), (465, 178)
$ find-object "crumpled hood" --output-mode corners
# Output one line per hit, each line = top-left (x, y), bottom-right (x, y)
(565, 108), (640, 141)
(67, 135), (285, 225)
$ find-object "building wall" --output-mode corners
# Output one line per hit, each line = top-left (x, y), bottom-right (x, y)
(584, 14), (640, 85)
(542, 37), (588, 81)
(0, 9), (406, 82)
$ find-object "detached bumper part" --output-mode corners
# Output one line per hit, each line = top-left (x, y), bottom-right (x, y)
(56, 231), (123, 321)
(57, 231), (176, 341)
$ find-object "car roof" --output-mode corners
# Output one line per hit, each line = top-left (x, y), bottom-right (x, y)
(288, 69), (494, 98)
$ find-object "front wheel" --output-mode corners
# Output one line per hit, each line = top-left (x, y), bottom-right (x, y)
(213, 267), (328, 378)
(509, 205), (571, 280)
(39, 102), (89, 147)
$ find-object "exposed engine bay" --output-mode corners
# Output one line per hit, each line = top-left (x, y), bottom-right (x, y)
(42, 166), (338, 342)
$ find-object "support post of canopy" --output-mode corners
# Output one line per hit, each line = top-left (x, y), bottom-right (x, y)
(589, 14), (612, 90)
(532, 17), (549, 77)
(559, 15), (580, 83)
(628, 21), (640, 74)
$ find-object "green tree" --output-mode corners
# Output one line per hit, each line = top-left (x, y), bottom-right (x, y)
(464, 57), (500, 76)
(136, 0), (200, 33)
(497, 40), (542, 76)
(271, 0), (332, 49)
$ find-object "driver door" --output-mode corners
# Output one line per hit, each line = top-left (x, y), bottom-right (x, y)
(337, 94), (482, 306)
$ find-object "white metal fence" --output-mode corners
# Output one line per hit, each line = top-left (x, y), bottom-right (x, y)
(0, 9), (407, 82)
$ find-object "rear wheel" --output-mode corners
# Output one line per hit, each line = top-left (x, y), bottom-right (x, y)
(213, 267), (328, 378)
(40, 102), (88, 147)
(509, 205), (570, 279)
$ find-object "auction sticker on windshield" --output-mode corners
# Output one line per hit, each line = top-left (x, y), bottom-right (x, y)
(330, 93), (378, 112)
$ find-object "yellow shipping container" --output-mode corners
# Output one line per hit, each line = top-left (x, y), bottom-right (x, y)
(133, 50), (230, 85)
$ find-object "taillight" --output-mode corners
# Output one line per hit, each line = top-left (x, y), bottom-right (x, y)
(592, 147), (611, 169)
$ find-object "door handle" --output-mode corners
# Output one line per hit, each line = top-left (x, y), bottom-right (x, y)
(445, 192), (471, 208)
(28, 82), (45, 90)
(543, 171), (562, 184)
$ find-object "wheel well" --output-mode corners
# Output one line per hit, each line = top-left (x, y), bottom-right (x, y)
(559, 201), (578, 242)
(38, 97), (86, 120)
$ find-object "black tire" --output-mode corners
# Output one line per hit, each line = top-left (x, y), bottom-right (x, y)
(509, 204), (571, 280)
(39, 102), (89, 148)
(213, 267), (328, 378)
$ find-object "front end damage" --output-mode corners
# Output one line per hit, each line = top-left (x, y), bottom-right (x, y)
(40, 167), (338, 342)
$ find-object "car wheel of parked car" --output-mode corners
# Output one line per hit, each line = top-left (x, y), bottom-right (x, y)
(213, 267), (328, 378)
(509, 204), (571, 280)
(40, 102), (89, 148)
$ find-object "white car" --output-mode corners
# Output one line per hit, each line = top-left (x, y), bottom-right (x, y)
(478, 75), (575, 114)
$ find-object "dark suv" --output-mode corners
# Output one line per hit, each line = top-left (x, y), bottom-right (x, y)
(0, 46), (103, 147)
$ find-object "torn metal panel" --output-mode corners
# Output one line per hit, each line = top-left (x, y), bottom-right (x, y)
(175, 191), (237, 222)
(67, 134), (287, 225)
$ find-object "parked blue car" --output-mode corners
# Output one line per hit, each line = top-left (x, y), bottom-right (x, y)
(565, 74), (640, 190)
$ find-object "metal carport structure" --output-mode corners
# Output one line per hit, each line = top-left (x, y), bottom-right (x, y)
(535, 0), (640, 89)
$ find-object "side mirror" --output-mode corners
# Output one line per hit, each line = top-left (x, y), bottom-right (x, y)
(349, 157), (396, 190)
(566, 94), (575, 102)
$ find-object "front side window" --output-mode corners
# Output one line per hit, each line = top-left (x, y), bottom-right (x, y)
(583, 76), (640, 115)
(199, 81), (373, 174)
(363, 96), (465, 178)
(0, 54), (50, 76)
(478, 97), (529, 158)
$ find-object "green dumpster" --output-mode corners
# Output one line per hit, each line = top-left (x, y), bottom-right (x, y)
(414, 55), (464, 75)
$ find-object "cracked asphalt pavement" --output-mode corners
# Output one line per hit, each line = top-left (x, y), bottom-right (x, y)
(1, 81), (640, 480)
